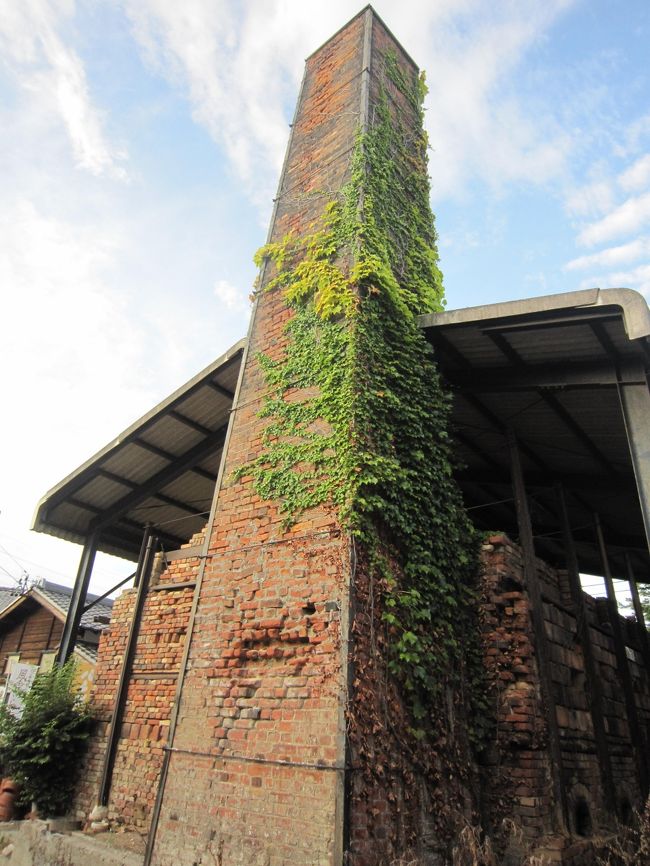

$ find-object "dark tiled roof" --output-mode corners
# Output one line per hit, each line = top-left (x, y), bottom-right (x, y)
(0, 587), (22, 613)
(75, 642), (99, 664)
(33, 579), (113, 632)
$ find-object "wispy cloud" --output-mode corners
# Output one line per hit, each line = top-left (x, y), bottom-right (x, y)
(410, 0), (575, 199)
(125, 0), (316, 209)
(123, 0), (575, 208)
(619, 153), (650, 192)
(214, 278), (250, 314)
(565, 179), (615, 218)
(613, 113), (650, 159)
(564, 116), (650, 296)
(576, 263), (650, 296)
(0, 0), (127, 179)
(565, 237), (650, 271)
(577, 190), (650, 246)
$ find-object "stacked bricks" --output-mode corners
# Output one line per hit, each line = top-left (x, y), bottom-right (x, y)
(480, 534), (556, 840)
(73, 531), (204, 829)
(480, 533), (650, 860)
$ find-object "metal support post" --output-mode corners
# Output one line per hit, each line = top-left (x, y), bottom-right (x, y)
(98, 527), (156, 806)
(617, 369), (650, 553)
(624, 553), (650, 677)
(595, 515), (648, 797)
(508, 431), (568, 831)
(556, 485), (615, 812)
(57, 531), (99, 664)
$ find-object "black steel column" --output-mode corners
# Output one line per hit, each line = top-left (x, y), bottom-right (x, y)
(594, 514), (648, 797)
(98, 527), (156, 806)
(625, 552), (650, 674)
(508, 431), (568, 830)
(57, 530), (99, 664)
(617, 366), (650, 553)
(556, 485), (615, 813)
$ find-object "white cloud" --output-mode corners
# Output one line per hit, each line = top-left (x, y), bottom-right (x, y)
(0, 197), (151, 442)
(123, 0), (575, 207)
(0, 193), (158, 584)
(565, 237), (650, 271)
(414, 0), (574, 200)
(214, 278), (250, 314)
(577, 263), (650, 296)
(124, 0), (315, 209)
(577, 191), (650, 246)
(0, 0), (127, 179)
(613, 113), (650, 159)
(619, 153), (650, 192)
(565, 179), (615, 218)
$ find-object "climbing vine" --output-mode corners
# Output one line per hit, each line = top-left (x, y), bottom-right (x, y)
(242, 50), (486, 737)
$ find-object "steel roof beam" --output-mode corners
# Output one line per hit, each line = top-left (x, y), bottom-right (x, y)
(169, 410), (213, 437)
(538, 391), (619, 477)
(133, 439), (219, 483)
(446, 359), (645, 393)
(455, 469), (633, 495)
(37, 346), (243, 515)
(90, 424), (228, 531)
(487, 331), (619, 477)
(207, 380), (235, 400)
(96, 468), (139, 489)
(152, 492), (211, 516)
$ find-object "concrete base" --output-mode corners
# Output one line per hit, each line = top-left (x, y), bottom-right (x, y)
(0, 820), (143, 866)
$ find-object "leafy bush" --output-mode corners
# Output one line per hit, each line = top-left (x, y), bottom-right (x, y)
(0, 660), (93, 816)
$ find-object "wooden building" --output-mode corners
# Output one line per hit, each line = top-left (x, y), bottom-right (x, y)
(0, 579), (112, 700)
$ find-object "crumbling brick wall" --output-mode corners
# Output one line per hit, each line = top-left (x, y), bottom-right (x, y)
(73, 532), (203, 829)
(480, 533), (650, 861)
(480, 534), (556, 841)
(75, 530), (650, 862)
(144, 11), (370, 866)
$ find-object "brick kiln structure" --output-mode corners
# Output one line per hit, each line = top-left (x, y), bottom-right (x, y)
(77, 530), (650, 862)
(70, 8), (650, 866)
(480, 535), (650, 864)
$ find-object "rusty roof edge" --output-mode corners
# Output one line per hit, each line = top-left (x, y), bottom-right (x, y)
(419, 288), (650, 342)
(31, 337), (246, 537)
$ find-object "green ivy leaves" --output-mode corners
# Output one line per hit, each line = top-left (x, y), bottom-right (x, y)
(241, 56), (487, 742)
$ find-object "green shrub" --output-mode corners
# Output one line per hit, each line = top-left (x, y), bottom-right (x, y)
(0, 660), (93, 816)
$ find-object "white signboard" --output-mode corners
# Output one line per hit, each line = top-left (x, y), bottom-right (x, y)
(5, 662), (38, 718)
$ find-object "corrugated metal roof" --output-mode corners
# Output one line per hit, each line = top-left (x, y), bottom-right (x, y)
(32, 339), (245, 561)
(32, 287), (650, 584)
(419, 287), (650, 581)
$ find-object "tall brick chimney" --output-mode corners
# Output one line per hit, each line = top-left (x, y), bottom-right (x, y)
(147, 8), (478, 865)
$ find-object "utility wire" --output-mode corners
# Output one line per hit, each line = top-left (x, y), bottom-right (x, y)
(0, 540), (30, 578)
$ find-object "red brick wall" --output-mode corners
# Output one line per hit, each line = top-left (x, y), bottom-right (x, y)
(75, 530), (650, 860)
(480, 535), (558, 843)
(73, 532), (203, 828)
(480, 533), (650, 859)
(147, 13), (371, 866)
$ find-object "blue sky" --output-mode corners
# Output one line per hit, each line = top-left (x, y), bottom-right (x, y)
(1, 0), (649, 597)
